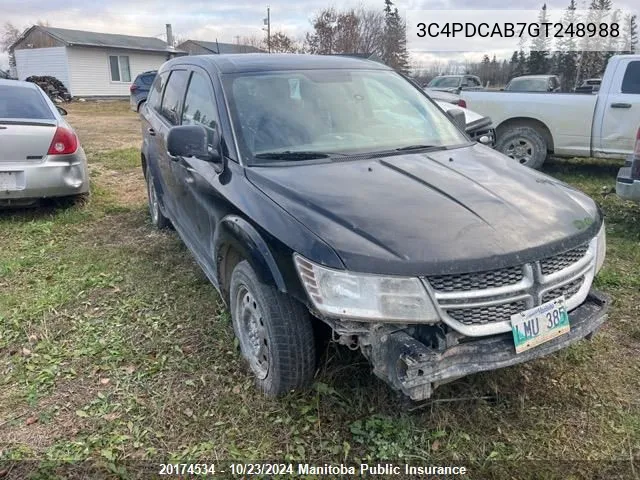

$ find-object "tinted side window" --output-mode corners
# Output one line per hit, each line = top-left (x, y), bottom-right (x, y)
(160, 70), (189, 125)
(182, 71), (219, 130)
(621, 61), (640, 94)
(147, 71), (169, 111)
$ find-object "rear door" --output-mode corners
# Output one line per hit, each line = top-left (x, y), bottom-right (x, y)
(148, 69), (190, 222)
(0, 84), (57, 164)
(597, 59), (640, 156)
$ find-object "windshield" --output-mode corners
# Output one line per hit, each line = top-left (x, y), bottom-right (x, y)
(0, 85), (54, 119)
(505, 78), (548, 92)
(223, 69), (468, 163)
(427, 76), (462, 88)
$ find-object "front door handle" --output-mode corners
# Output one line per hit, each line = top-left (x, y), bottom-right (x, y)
(147, 127), (156, 136)
(611, 103), (632, 109)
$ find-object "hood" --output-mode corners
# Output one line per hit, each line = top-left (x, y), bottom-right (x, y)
(246, 145), (601, 276)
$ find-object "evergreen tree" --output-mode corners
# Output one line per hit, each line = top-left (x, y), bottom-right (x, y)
(622, 14), (638, 53)
(382, 0), (409, 74)
(555, 0), (579, 90)
(528, 4), (551, 74)
(576, 0), (611, 84)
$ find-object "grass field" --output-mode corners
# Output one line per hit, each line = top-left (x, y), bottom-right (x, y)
(1, 101), (639, 479)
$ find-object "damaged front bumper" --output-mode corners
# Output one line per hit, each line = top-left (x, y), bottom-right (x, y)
(368, 290), (609, 401)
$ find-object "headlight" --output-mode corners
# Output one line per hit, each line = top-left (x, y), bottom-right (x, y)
(595, 222), (606, 274)
(294, 255), (439, 323)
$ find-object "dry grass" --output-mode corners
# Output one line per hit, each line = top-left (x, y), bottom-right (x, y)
(0, 101), (638, 479)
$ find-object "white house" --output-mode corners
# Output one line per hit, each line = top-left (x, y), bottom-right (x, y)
(11, 25), (182, 97)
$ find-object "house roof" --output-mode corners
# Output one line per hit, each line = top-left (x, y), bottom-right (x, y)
(13, 25), (179, 53)
(181, 39), (265, 54)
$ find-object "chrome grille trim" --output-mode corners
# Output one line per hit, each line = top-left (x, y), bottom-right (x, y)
(422, 239), (596, 337)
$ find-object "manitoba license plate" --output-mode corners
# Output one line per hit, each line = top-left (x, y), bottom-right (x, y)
(511, 296), (570, 354)
(0, 172), (19, 191)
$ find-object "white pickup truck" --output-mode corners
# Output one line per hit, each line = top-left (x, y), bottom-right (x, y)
(461, 54), (640, 168)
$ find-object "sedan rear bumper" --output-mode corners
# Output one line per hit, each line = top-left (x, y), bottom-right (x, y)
(370, 290), (609, 401)
(0, 149), (89, 202)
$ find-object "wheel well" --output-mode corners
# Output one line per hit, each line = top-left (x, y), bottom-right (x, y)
(496, 117), (554, 153)
(137, 99), (146, 112)
(218, 243), (244, 304)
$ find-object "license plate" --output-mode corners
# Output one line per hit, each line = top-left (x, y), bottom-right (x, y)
(0, 172), (19, 191)
(511, 296), (570, 354)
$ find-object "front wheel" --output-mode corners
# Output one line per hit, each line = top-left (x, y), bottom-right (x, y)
(495, 126), (548, 169)
(230, 260), (316, 396)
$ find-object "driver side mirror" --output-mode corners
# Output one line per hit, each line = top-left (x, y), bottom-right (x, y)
(167, 125), (223, 172)
(447, 108), (466, 131)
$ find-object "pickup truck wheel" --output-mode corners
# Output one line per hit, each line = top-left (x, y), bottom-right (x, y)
(496, 126), (547, 169)
(145, 167), (171, 229)
(230, 260), (316, 396)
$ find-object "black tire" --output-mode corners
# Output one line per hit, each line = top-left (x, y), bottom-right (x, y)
(230, 260), (316, 396)
(145, 166), (171, 229)
(495, 125), (548, 169)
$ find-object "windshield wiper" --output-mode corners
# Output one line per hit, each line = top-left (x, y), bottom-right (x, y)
(254, 151), (335, 161)
(395, 144), (442, 152)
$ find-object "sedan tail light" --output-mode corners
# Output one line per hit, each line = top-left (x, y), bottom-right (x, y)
(130, 84), (138, 92)
(48, 127), (78, 155)
(457, 99), (467, 109)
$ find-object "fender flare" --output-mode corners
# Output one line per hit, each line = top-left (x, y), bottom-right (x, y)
(213, 215), (287, 300)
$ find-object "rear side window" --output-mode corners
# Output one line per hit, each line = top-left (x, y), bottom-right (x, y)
(160, 70), (189, 125)
(146, 71), (169, 111)
(0, 86), (54, 119)
(621, 61), (640, 94)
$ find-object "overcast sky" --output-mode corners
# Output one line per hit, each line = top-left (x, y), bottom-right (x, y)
(2, 0), (638, 69)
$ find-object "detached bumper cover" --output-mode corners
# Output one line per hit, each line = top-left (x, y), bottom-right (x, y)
(616, 165), (640, 202)
(374, 290), (609, 401)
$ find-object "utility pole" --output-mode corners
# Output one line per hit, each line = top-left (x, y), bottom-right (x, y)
(263, 6), (271, 53)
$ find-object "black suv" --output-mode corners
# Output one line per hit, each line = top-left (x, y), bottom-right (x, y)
(130, 70), (156, 112)
(140, 54), (608, 401)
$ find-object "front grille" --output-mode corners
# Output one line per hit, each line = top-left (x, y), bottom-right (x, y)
(447, 301), (527, 325)
(428, 265), (523, 292)
(427, 241), (594, 335)
(540, 244), (589, 275)
(542, 276), (585, 303)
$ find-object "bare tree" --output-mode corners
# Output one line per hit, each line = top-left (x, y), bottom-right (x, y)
(269, 31), (300, 53)
(1, 22), (22, 70)
(355, 7), (384, 57)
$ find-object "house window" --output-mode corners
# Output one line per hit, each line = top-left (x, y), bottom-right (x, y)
(109, 55), (131, 82)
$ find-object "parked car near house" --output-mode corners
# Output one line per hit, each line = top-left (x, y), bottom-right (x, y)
(130, 70), (157, 112)
(504, 75), (561, 92)
(427, 74), (484, 94)
(616, 127), (640, 202)
(461, 55), (640, 169)
(0, 79), (89, 207)
(140, 54), (608, 401)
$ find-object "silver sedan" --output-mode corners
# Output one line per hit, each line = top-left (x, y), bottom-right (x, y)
(0, 79), (89, 206)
